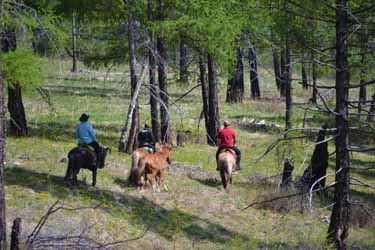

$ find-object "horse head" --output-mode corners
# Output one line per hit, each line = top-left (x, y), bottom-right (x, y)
(98, 147), (110, 168)
(160, 143), (172, 164)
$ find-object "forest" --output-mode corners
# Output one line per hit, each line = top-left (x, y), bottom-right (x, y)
(0, 0), (374, 249)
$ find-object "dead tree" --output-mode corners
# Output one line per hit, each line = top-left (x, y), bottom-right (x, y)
(284, 44), (292, 130)
(249, 46), (261, 98)
(327, 0), (351, 248)
(71, 12), (78, 73)
(207, 54), (220, 145)
(296, 124), (329, 195)
(311, 54), (317, 104)
(147, 0), (161, 142)
(199, 55), (212, 144)
(280, 48), (286, 97)
(0, 27), (7, 250)
(301, 62), (308, 90)
(2, 30), (28, 136)
(179, 34), (188, 84)
(366, 91), (375, 122)
(272, 47), (282, 90)
(118, 68), (147, 152)
(281, 159), (294, 188)
(10, 218), (21, 250)
(157, 0), (171, 143)
(119, 1), (139, 152)
(226, 48), (244, 103)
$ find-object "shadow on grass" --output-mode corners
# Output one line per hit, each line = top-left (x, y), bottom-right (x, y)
(5, 167), (248, 244)
(45, 85), (131, 99)
(187, 175), (222, 188)
(28, 121), (120, 146)
(351, 158), (375, 179)
(45, 84), (200, 103)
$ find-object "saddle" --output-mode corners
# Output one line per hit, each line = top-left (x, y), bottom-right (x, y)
(79, 144), (97, 165)
(139, 144), (155, 154)
(218, 148), (237, 160)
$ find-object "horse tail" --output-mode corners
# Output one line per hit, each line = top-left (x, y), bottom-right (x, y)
(127, 151), (144, 186)
(219, 160), (228, 189)
(65, 154), (75, 181)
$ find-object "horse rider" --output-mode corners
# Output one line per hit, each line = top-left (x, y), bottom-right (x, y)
(137, 123), (156, 153)
(216, 120), (241, 171)
(76, 113), (102, 157)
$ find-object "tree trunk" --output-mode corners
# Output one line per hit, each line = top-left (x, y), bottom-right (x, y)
(285, 44), (292, 130)
(10, 218), (21, 250)
(199, 56), (212, 144)
(2, 30), (27, 136)
(0, 30), (7, 250)
(119, 1), (139, 152)
(118, 68), (146, 152)
(226, 48), (244, 103)
(311, 54), (317, 104)
(358, 32), (368, 119)
(280, 49), (286, 97)
(272, 48), (281, 90)
(71, 12), (78, 73)
(301, 62), (308, 90)
(157, 0), (171, 143)
(147, 0), (160, 143)
(249, 46), (260, 99)
(296, 124), (329, 194)
(366, 91), (375, 122)
(179, 34), (188, 84)
(281, 159), (294, 188)
(327, 1), (350, 248)
(207, 54), (220, 145)
(8, 85), (27, 136)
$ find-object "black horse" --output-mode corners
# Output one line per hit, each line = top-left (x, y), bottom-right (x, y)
(65, 146), (110, 187)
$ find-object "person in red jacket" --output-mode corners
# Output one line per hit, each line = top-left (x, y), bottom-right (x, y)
(216, 120), (241, 170)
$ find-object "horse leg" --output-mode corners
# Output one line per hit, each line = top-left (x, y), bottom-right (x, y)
(148, 172), (157, 191)
(72, 167), (79, 186)
(92, 168), (97, 187)
(159, 170), (168, 192)
(226, 171), (231, 192)
(220, 169), (227, 189)
(156, 172), (162, 192)
(138, 175), (145, 191)
(65, 160), (72, 182)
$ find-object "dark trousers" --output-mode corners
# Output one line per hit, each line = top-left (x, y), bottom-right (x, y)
(88, 141), (101, 155)
(216, 146), (241, 167)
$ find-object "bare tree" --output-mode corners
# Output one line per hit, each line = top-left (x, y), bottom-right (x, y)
(71, 12), (78, 73)
(147, 0), (160, 142)
(157, 0), (171, 143)
(249, 46), (260, 98)
(327, 1), (351, 248)
(0, 25), (6, 250)
(207, 54), (220, 145)
(118, 0), (140, 152)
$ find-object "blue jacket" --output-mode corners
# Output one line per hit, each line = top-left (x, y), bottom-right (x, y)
(76, 122), (96, 144)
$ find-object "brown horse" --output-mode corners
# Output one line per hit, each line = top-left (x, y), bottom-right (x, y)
(218, 149), (236, 191)
(128, 144), (172, 191)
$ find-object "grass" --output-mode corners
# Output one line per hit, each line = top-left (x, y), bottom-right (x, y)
(3, 59), (375, 249)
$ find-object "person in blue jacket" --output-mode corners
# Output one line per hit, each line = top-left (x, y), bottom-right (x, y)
(76, 113), (101, 155)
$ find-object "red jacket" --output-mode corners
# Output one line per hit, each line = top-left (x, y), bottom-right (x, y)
(217, 127), (236, 148)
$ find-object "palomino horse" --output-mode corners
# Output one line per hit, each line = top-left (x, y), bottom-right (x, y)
(128, 144), (172, 191)
(218, 149), (236, 191)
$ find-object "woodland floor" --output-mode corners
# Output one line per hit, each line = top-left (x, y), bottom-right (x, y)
(3, 60), (375, 249)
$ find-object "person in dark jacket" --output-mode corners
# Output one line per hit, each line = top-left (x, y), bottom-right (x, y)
(216, 120), (241, 170)
(76, 113), (101, 155)
(137, 124), (155, 153)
